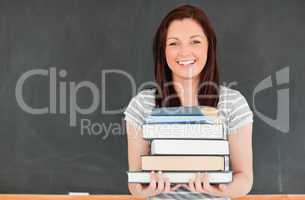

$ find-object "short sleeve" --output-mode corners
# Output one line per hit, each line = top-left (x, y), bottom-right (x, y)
(123, 93), (146, 128)
(228, 91), (253, 134)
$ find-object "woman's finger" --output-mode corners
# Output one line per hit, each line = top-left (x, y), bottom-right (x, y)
(146, 171), (157, 192)
(218, 183), (227, 192)
(134, 183), (143, 193)
(171, 183), (183, 191)
(155, 171), (165, 194)
(188, 177), (196, 192)
(195, 172), (204, 192)
(163, 176), (171, 193)
(202, 172), (214, 195)
(202, 173), (210, 190)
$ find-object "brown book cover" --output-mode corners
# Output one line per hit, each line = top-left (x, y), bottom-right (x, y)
(141, 155), (229, 171)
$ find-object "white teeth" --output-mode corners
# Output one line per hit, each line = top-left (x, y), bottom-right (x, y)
(177, 60), (195, 65)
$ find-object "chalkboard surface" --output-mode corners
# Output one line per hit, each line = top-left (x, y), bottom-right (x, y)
(0, 0), (304, 194)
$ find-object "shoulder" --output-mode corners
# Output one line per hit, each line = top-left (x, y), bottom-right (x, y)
(219, 85), (244, 99)
(137, 88), (156, 101)
(218, 85), (249, 109)
(218, 85), (253, 133)
(123, 88), (156, 127)
(133, 88), (156, 108)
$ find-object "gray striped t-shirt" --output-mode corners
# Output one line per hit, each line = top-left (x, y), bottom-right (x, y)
(123, 85), (253, 199)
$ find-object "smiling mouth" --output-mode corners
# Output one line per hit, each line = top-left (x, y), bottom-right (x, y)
(176, 59), (196, 67)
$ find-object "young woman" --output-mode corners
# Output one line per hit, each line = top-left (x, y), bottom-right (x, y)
(124, 4), (253, 199)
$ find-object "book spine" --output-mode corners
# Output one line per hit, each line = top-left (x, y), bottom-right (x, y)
(224, 156), (230, 171)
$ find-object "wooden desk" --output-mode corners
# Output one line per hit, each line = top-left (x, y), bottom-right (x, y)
(0, 195), (304, 200)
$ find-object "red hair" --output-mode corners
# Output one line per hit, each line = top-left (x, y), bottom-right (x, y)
(153, 4), (220, 107)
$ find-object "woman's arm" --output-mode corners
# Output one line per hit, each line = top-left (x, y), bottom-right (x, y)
(184, 123), (253, 198)
(126, 121), (150, 171)
(126, 121), (178, 197)
(221, 122), (253, 197)
(224, 123), (253, 198)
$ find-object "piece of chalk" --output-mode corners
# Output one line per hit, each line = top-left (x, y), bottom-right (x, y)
(68, 192), (90, 195)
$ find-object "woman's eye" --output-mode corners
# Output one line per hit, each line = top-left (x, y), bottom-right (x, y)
(191, 40), (201, 44)
(169, 42), (177, 46)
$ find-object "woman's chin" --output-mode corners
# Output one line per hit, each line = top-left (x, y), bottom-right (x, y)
(174, 70), (201, 79)
(173, 72), (201, 80)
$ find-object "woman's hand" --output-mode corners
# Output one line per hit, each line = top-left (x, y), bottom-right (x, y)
(181, 172), (228, 197)
(128, 171), (183, 198)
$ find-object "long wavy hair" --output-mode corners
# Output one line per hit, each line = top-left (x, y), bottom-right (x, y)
(153, 4), (220, 108)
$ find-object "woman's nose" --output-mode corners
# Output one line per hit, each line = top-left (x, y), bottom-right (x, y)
(177, 44), (192, 57)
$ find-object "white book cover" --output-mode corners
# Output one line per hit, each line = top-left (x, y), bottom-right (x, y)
(127, 171), (232, 184)
(151, 140), (229, 155)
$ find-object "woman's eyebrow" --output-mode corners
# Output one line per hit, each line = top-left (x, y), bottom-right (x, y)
(190, 34), (205, 39)
(167, 34), (205, 40)
(167, 37), (179, 40)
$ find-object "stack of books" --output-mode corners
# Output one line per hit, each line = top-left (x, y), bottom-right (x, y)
(127, 106), (232, 184)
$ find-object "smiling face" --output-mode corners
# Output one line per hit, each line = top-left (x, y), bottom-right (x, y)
(165, 18), (208, 80)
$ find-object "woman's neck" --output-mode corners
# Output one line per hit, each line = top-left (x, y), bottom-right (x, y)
(172, 75), (200, 106)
